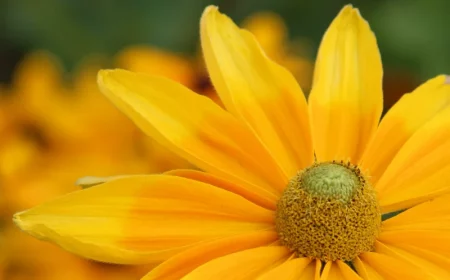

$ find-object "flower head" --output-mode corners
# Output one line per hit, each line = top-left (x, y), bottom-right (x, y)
(14, 4), (450, 279)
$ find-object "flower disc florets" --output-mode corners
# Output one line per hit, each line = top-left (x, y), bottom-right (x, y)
(275, 161), (381, 261)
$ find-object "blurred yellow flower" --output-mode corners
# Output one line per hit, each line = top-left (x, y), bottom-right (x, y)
(242, 12), (313, 91)
(0, 50), (191, 279)
(14, 4), (450, 279)
(116, 46), (196, 89)
(115, 11), (313, 102)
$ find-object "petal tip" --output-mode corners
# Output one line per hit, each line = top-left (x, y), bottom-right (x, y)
(13, 211), (29, 232)
(342, 4), (354, 10)
(75, 176), (104, 188)
(97, 68), (134, 95)
(97, 68), (110, 79)
(204, 5), (218, 13)
(340, 4), (356, 15)
(97, 69), (112, 89)
(201, 5), (219, 21)
(97, 68), (131, 84)
(337, 4), (365, 25)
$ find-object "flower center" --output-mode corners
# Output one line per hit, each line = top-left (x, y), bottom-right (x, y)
(275, 161), (381, 261)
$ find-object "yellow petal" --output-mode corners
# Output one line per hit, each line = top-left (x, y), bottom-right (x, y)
(321, 261), (362, 280)
(257, 257), (311, 280)
(359, 252), (433, 279)
(201, 6), (314, 177)
(143, 230), (277, 280)
(302, 259), (322, 280)
(374, 241), (450, 278)
(361, 75), (450, 184)
(308, 5), (383, 163)
(353, 257), (386, 280)
(379, 194), (450, 257)
(98, 69), (287, 196)
(14, 175), (273, 264)
(182, 246), (290, 279)
(375, 105), (450, 213)
(166, 169), (276, 210)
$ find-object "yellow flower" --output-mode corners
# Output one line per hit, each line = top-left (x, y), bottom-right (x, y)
(14, 4), (450, 279)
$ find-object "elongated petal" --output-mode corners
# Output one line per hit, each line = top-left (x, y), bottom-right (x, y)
(361, 75), (450, 184)
(374, 241), (450, 278)
(167, 169), (276, 210)
(375, 105), (450, 213)
(143, 231), (278, 280)
(14, 175), (273, 264)
(201, 6), (314, 177)
(353, 257), (388, 280)
(98, 69), (287, 195)
(182, 246), (290, 279)
(379, 194), (450, 257)
(257, 257), (311, 280)
(299, 259), (322, 280)
(321, 261), (362, 280)
(309, 5), (383, 163)
(359, 252), (433, 279)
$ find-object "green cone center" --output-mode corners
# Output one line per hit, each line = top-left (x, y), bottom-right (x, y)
(300, 162), (360, 203)
(275, 161), (381, 261)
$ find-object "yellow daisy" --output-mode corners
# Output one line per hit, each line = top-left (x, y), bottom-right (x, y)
(14, 4), (450, 279)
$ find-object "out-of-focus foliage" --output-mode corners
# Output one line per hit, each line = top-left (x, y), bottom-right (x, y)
(1, 0), (449, 81)
(371, 0), (450, 78)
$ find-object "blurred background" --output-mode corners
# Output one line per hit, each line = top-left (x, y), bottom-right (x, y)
(0, 0), (449, 279)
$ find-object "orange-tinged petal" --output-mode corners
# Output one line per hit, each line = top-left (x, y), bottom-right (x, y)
(309, 5), (383, 163)
(381, 194), (450, 230)
(361, 75), (450, 184)
(201, 6), (314, 177)
(374, 241), (450, 278)
(14, 175), (274, 265)
(321, 261), (362, 280)
(257, 257), (311, 280)
(380, 231), (450, 257)
(353, 257), (385, 280)
(143, 231), (278, 280)
(301, 259), (322, 280)
(359, 252), (433, 279)
(375, 105), (450, 213)
(182, 246), (290, 280)
(166, 169), (276, 210)
(379, 194), (450, 257)
(98, 69), (286, 196)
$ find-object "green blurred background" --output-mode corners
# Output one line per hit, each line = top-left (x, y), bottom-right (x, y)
(1, 0), (449, 83)
(1, 1), (449, 279)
